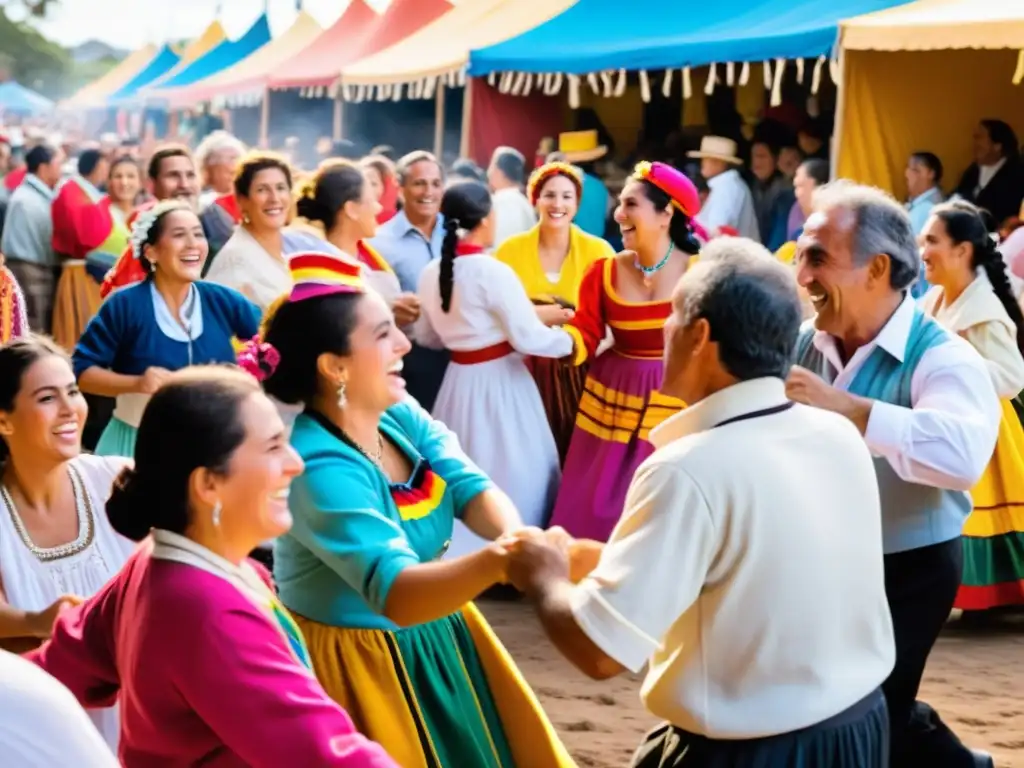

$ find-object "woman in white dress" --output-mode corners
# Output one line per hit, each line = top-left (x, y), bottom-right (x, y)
(0, 336), (134, 752)
(415, 180), (575, 557)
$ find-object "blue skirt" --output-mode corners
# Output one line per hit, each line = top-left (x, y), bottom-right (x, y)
(630, 689), (888, 768)
(94, 416), (138, 458)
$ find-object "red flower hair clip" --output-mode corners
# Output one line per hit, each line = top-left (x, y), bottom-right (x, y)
(237, 336), (281, 382)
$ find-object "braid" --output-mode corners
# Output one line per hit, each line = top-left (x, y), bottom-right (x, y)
(439, 218), (459, 313)
(975, 237), (1024, 357)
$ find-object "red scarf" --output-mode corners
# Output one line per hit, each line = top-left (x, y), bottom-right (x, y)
(454, 242), (486, 257)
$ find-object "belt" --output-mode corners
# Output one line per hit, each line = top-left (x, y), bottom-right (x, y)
(450, 341), (514, 365)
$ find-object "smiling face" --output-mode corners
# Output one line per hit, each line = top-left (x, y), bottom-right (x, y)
(400, 159), (443, 223)
(144, 209), (209, 283)
(344, 171), (383, 240)
(154, 154), (199, 206)
(210, 392), (304, 545)
(109, 160), (141, 204)
(0, 354), (87, 465)
(614, 179), (672, 254)
(920, 214), (972, 286)
(240, 167), (291, 232)
(536, 173), (579, 230)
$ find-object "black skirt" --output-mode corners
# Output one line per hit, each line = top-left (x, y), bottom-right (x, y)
(630, 688), (888, 768)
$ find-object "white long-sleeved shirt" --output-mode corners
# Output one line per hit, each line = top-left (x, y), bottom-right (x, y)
(808, 294), (1000, 492)
(694, 168), (760, 241)
(491, 187), (537, 248)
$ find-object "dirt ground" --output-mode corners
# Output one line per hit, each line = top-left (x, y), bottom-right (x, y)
(480, 601), (1024, 768)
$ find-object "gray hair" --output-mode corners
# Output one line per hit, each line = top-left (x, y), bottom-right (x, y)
(491, 146), (526, 185)
(812, 180), (919, 290)
(194, 130), (246, 170)
(396, 150), (443, 185)
(677, 238), (803, 380)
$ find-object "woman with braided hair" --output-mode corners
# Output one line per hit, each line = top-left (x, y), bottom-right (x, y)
(920, 199), (1024, 612)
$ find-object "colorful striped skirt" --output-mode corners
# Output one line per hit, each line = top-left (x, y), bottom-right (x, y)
(294, 603), (575, 768)
(956, 398), (1024, 610)
(525, 355), (589, 467)
(52, 262), (101, 352)
(548, 350), (683, 542)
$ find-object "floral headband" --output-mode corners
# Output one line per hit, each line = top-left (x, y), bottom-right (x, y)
(632, 161), (700, 218)
(526, 161), (583, 207)
(129, 200), (192, 261)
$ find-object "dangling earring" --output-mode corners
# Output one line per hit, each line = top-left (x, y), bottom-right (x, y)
(211, 500), (222, 528)
(337, 381), (348, 408)
(242, 213), (251, 225)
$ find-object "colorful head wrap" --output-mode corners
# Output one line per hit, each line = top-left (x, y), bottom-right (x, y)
(287, 251), (365, 303)
(631, 161), (700, 218)
(526, 161), (584, 207)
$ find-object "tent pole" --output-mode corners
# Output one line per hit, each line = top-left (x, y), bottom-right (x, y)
(259, 88), (270, 148)
(459, 78), (473, 160)
(830, 50), (846, 182)
(433, 84), (445, 159)
(333, 94), (344, 141)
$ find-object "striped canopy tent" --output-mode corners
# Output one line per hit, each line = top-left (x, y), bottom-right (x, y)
(143, 14), (272, 104)
(106, 44), (183, 105)
(0, 81), (54, 115)
(164, 11), (323, 109)
(467, 0), (912, 108)
(62, 44), (157, 110)
(269, 0), (454, 94)
(835, 0), (1024, 196)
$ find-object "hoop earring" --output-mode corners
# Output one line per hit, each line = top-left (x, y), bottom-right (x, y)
(337, 381), (348, 408)
(211, 500), (222, 528)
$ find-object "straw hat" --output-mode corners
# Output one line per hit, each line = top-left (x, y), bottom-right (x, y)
(687, 135), (743, 165)
(558, 130), (608, 163)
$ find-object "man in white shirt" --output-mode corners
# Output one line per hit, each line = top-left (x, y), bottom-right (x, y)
(689, 135), (759, 240)
(787, 181), (998, 768)
(487, 146), (536, 247)
(507, 238), (894, 767)
(0, 650), (118, 767)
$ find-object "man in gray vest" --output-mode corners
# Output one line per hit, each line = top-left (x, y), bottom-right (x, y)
(787, 180), (999, 768)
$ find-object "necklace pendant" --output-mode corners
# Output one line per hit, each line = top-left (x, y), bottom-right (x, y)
(642, 274), (653, 288)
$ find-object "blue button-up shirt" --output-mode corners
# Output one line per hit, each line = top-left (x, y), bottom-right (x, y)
(368, 210), (446, 293)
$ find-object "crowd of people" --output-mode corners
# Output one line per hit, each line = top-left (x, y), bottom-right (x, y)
(0, 111), (1021, 768)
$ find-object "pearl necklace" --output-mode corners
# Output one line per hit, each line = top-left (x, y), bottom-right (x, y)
(0, 465), (95, 563)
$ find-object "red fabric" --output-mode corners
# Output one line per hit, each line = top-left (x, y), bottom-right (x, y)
(270, 0), (452, 89)
(454, 242), (486, 257)
(4, 166), (26, 192)
(450, 341), (513, 365)
(51, 179), (115, 260)
(100, 201), (154, 298)
(214, 193), (241, 225)
(468, 79), (565, 169)
(376, 176), (398, 225)
(566, 259), (607, 362)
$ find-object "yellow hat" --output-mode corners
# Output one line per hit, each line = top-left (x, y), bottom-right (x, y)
(558, 130), (607, 163)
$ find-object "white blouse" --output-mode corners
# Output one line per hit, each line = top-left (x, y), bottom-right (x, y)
(205, 226), (291, 314)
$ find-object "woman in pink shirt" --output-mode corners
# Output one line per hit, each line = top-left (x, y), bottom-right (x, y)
(27, 366), (396, 768)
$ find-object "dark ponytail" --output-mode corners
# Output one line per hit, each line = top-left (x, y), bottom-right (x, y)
(294, 160), (366, 232)
(438, 180), (493, 314)
(106, 366), (260, 542)
(640, 179), (701, 256)
(0, 336), (70, 465)
(933, 200), (1024, 357)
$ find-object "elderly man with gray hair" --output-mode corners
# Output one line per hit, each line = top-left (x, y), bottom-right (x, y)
(505, 238), (895, 767)
(787, 180), (999, 768)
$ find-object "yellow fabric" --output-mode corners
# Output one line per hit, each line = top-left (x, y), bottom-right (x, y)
(962, 399), (1024, 538)
(775, 241), (797, 265)
(576, 379), (682, 443)
(835, 47), (1024, 196)
(342, 0), (578, 86)
(459, 603), (577, 768)
(63, 45), (158, 108)
(145, 21), (227, 90)
(494, 224), (613, 306)
(841, 0), (1024, 52)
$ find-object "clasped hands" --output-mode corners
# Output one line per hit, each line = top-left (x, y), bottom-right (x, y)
(492, 526), (602, 595)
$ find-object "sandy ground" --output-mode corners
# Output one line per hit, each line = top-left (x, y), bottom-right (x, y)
(480, 601), (1024, 768)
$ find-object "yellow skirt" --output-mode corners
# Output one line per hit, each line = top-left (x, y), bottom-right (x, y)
(295, 603), (575, 768)
(52, 262), (101, 351)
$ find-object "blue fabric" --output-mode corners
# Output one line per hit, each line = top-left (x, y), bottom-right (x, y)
(153, 15), (271, 91)
(766, 189), (797, 252)
(368, 211), (446, 293)
(576, 172), (610, 239)
(0, 82), (53, 115)
(468, 0), (912, 75)
(94, 416), (138, 458)
(794, 310), (971, 554)
(72, 280), (260, 378)
(108, 45), (181, 103)
(276, 399), (493, 631)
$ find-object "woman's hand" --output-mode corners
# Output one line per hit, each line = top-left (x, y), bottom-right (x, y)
(536, 304), (575, 327)
(392, 293), (421, 326)
(28, 595), (83, 638)
(137, 366), (173, 395)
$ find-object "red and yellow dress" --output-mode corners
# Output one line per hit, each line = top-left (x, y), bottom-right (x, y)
(548, 257), (685, 541)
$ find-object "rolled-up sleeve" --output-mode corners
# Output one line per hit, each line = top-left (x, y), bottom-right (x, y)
(864, 340), (1001, 491)
(569, 460), (717, 674)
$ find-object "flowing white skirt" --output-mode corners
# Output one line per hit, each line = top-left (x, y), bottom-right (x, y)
(433, 352), (561, 558)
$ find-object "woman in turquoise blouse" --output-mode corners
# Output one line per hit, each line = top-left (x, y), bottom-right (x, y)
(255, 249), (574, 768)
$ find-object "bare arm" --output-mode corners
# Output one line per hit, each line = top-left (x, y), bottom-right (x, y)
(77, 366), (143, 398)
(460, 488), (521, 541)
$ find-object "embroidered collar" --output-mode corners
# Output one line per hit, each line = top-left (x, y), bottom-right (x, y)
(455, 242), (487, 257)
(150, 282), (204, 343)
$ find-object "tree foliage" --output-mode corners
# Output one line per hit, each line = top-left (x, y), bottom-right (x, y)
(0, 4), (70, 97)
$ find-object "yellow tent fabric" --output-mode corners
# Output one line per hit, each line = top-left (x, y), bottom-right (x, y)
(835, 0), (1024, 198)
(62, 44), (158, 109)
(163, 11), (323, 107)
(340, 0), (578, 87)
(147, 21), (227, 89)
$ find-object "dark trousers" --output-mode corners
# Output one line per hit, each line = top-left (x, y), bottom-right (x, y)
(82, 394), (114, 453)
(882, 538), (975, 767)
(403, 343), (449, 413)
(630, 689), (888, 767)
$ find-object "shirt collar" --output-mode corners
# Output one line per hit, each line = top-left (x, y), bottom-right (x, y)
(23, 173), (54, 201)
(707, 168), (740, 190)
(812, 292), (915, 364)
(908, 187), (941, 208)
(151, 529), (270, 597)
(391, 209), (444, 239)
(649, 377), (789, 449)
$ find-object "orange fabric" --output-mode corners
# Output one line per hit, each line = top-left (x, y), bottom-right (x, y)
(52, 264), (102, 351)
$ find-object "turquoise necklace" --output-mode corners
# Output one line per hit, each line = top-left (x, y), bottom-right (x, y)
(633, 242), (674, 285)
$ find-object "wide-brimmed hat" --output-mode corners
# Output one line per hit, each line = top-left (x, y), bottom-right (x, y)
(687, 135), (743, 165)
(558, 130), (608, 163)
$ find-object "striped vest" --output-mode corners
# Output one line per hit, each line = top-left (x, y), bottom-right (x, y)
(794, 310), (970, 554)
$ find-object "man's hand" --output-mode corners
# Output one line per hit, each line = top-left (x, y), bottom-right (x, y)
(506, 535), (571, 596)
(391, 292), (421, 326)
(786, 365), (872, 433)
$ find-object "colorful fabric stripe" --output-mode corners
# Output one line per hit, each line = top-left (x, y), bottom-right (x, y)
(356, 240), (394, 274)
(288, 251), (365, 302)
(268, 597), (313, 669)
(390, 460), (447, 522)
(576, 376), (682, 443)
